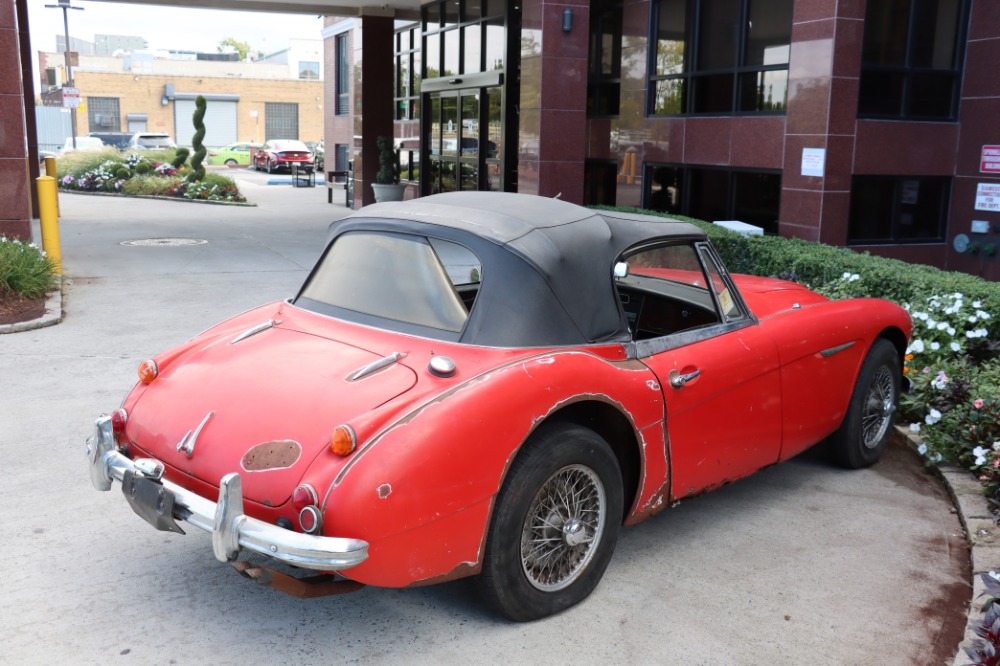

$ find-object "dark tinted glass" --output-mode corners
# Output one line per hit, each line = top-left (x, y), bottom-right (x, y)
(743, 0), (792, 67)
(862, 0), (911, 66)
(692, 73), (734, 113)
(696, 0), (740, 70)
(911, 0), (961, 68)
(857, 71), (905, 116)
(688, 168), (730, 221)
(732, 171), (781, 234)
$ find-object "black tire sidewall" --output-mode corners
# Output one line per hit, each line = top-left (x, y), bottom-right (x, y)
(479, 423), (623, 621)
(833, 339), (901, 468)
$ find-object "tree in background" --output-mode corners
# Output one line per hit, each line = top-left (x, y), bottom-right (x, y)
(218, 37), (253, 61)
(187, 96), (207, 182)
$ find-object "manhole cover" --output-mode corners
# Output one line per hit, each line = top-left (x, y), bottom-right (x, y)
(120, 238), (208, 247)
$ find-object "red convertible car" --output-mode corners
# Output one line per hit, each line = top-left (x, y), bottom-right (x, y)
(87, 193), (911, 620)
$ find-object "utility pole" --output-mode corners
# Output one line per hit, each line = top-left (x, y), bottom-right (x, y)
(45, 0), (83, 149)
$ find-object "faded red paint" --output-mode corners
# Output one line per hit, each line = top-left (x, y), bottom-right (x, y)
(117, 277), (912, 590)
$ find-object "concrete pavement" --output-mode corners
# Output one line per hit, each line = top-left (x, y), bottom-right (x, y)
(0, 173), (971, 665)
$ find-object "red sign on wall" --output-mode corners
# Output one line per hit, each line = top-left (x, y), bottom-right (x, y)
(982, 145), (1000, 174)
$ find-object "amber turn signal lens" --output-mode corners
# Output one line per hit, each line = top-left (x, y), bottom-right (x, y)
(138, 359), (158, 384)
(330, 425), (357, 456)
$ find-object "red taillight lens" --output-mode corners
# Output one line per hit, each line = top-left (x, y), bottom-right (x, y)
(292, 484), (318, 511)
(138, 359), (158, 384)
(110, 408), (128, 436)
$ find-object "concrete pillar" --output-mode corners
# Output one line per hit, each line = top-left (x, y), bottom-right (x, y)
(353, 15), (394, 207)
(0, 0), (32, 240)
(518, 0), (589, 202)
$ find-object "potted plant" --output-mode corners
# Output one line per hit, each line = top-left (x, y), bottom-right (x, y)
(371, 136), (405, 203)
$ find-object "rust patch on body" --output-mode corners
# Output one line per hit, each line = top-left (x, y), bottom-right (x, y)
(404, 561), (481, 587)
(377, 483), (392, 499)
(241, 440), (301, 472)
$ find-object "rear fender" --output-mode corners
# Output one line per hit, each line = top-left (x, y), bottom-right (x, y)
(322, 350), (665, 588)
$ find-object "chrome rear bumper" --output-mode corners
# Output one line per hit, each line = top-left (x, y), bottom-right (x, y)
(86, 415), (368, 571)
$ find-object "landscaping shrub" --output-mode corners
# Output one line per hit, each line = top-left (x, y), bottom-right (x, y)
(0, 237), (57, 300)
(55, 145), (244, 203)
(188, 96), (207, 182)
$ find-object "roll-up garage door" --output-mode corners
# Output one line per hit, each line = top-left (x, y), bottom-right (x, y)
(175, 98), (238, 147)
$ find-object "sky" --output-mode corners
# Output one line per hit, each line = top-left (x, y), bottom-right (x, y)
(27, 0), (323, 55)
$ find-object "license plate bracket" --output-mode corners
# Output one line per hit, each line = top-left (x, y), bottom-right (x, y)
(122, 470), (185, 534)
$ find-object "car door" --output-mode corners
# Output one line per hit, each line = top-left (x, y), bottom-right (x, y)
(618, 241), (783, 500)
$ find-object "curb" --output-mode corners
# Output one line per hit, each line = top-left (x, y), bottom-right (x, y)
(57, 190), (256, 207)
(897, 425), (996, 666)
(0, 278), (63, 334)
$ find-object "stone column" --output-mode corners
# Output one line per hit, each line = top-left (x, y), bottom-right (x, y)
(1, 0), (32, 240)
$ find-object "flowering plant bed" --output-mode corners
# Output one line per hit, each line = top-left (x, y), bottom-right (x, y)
(55, 148), (246, 203)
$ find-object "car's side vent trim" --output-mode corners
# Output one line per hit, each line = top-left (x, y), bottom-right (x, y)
(346, 352), (408, 382)
(820, 341), (856, 358)
(230, 320), (275, 345)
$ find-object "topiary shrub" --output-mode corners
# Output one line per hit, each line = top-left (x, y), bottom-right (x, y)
(134, 162), (151, 175)
(187, 96), (207, 182)
(375, 136), (400, 185)
(172, 147), (190, 170)
(115, 167), (130, 180)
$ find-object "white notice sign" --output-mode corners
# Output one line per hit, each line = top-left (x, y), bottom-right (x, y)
(62, 87), (80, 109)
(975, 182), (1000, 212)
(801, 148), (826, 177)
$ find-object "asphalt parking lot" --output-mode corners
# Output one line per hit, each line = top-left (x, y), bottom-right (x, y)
(0, 177), (971, 665)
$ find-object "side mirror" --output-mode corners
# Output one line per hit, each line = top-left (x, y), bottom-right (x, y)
(613, 261), (629, 279)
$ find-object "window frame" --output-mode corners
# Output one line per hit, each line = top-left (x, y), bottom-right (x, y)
(647, 0), (792, 117)
(847, 175), (951, 245)
(335, 33), (350, 116)
(857, 0), (969, 121)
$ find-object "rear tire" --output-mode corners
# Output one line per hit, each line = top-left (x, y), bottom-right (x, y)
(224, 159), (237, 166)
(477, 423), (623, 621)
(830, 339), (901, 469)
(266, 159), (274, 174)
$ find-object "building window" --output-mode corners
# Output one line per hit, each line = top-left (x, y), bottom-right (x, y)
(335, 34), (350, 115)
(299, 61), (320, 80)
(422, 0), (505, 80)
(649, 0), (791, 115)
(265, 102), (299, 140)
(848, 176), (949, 244)
(858, 0), (967, 120)
(644, 164), (781, 234)
(395, 25), (421, 120)
(87, 97), (120, 130)
(588, 0), (622, 117)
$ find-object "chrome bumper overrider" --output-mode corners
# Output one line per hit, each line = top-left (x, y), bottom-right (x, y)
(86, 416), (369, 571)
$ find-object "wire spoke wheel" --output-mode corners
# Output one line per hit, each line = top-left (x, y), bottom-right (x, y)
(520, 464), (606, 592)
(861, 366), (896, 449)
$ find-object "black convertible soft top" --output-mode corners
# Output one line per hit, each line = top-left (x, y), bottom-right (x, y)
(314, 192), (707, 347)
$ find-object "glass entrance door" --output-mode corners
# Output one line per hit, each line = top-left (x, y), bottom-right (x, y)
(425, 86), (502, 194)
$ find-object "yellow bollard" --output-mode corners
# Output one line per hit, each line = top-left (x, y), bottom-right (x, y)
(36, 176), (62, 274)
(43, 156), (59, 217)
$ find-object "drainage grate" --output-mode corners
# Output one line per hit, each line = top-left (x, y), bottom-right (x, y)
(120, 238), (208, 247)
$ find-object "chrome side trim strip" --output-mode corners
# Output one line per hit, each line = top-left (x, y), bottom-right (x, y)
(229, 320), (275, 345)
(820, 341), (857, 358)
(346, 351), (407, 382)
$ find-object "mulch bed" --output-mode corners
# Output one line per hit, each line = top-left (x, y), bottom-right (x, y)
(0, 291), (46, 325)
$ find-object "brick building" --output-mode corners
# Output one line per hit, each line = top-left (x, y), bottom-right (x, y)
(36, 50), (324, 146)
(4, 0), (1000, 280)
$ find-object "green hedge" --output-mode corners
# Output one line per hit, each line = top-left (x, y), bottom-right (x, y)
(595, 205), (998, 334)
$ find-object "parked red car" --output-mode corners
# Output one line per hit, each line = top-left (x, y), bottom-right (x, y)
(87, 193), (911, 620)
(252, 139), (314, 173)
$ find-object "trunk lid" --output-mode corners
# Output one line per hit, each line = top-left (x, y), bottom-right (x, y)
(127, 324), (416, 507)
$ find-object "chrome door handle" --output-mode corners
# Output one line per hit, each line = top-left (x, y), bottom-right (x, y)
(669, 369), (701, 389)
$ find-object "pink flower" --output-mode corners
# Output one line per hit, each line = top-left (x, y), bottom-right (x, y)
(992, 459), (1000, 468)
(975, 399), (985, 409)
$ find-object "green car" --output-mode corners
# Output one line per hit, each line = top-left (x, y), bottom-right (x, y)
(206, 143), (261, 167)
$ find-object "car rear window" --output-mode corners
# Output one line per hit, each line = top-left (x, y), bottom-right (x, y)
(297, 232), (481, 334)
